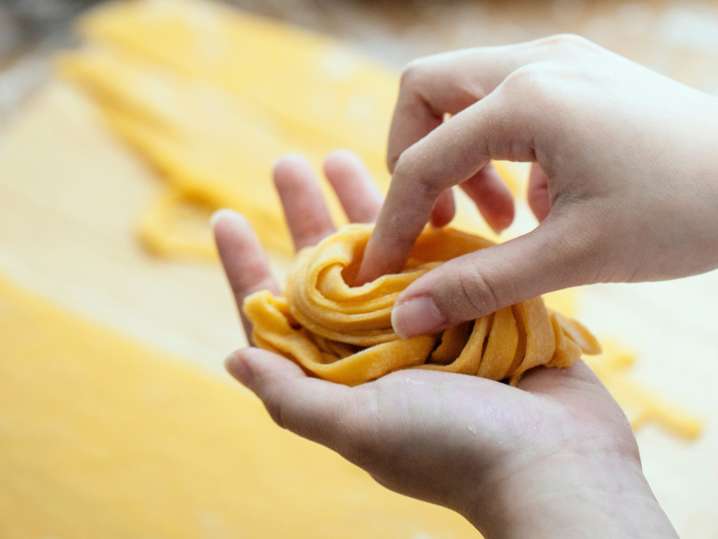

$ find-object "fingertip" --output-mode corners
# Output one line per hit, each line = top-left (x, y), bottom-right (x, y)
(528, 191), (551, 222)
(323, 148), (360, 174)
(210, 208), (227, 229)
(322, 148), (367, 189)
(430, 189), (455, 228)
(273, 153), (311, 172)
(460, 165), (516, 234)
(225, 349), (254, 387)
(211, 208), (247, 231)
(430, 212), (452, 228)
(488, 202), (516, 234)
(272, 154), (314, 186)
(211, 209), (254, 253)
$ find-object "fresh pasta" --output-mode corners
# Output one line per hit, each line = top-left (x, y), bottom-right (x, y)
(245, 224), (601, 385)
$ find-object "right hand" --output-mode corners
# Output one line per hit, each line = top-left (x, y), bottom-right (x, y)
(358, 35), (718, 338)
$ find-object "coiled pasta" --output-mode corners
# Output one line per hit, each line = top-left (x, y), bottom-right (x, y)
(244, 224), (601, 385)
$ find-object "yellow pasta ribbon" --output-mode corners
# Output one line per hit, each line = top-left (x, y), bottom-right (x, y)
(245, 224), (601, 385)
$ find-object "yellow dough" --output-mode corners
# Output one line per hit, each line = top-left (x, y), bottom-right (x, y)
(245, 224), (601, 385)
(0, 274), (479, 538)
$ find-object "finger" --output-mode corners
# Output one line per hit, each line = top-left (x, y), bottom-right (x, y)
(212, 209), (278, 338)
(388, 48), (521, 172)
(323, 149), (382, 223)
(391, 212), (596, 337)
(322, 150), (456, 229)
(273, 154), (335, 250)
(387, 35), (595, 170)
(460, 163), (515, 233)
(360, 90), (536, 283)
(430, 189), (455, 227)
(226, 347), (356, 451)
(361, 37), (598, 282)
(527, 162), (551, 222)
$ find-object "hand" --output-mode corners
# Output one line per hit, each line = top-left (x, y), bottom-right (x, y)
(358, 35), (718, 338)
(213, 150), (676, 538)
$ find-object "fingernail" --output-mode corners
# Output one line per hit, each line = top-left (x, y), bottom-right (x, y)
(210, 208), (233, 227)
(272, 153), (309, 173)
(392, 296), (447, 338)
(225, 352), (254, 387)
(211, 209), (249, 231)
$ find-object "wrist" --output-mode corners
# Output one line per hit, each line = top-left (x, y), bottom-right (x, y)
(464, 451), (677, 539)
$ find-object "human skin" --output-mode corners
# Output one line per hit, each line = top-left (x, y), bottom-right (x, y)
(357, 34), (718, 339)
(212, 150), (677, 538)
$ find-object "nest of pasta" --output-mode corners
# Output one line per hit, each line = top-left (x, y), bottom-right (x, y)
(245, 224), (601, 386)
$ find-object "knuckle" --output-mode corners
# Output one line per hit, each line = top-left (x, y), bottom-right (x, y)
(503, 64), (549, 92)
(501, 64), (556, 108)
(261, 386), (290, 430)
(389, 144), (416, 175)
(399, 58), (431, 88)
(394, 148), (438, 198)
(391, 151), (412, 185)
(538, 33), (593, 52)
(444, 260), (502, 319)
(392, 148), (412, 175)
(263, 399), (286, 430)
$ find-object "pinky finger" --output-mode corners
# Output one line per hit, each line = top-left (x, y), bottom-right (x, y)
(226, 347), (355, 450)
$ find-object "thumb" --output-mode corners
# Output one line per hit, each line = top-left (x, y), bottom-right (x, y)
(225, 347), (355, 448)
(391, 214), (596, 338)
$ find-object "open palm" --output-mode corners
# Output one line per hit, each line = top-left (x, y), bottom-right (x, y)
(213, 151), (672, 538)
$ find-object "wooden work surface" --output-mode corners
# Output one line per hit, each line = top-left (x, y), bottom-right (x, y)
(1, 1), (717, 535)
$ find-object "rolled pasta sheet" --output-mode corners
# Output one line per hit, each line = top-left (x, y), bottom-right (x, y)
(244, 224), (601, 385)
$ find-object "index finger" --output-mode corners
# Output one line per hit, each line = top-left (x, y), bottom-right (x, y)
(359, 89), (536, 282)
(387, 35), (595, 170)
(388, 47), (513, 171)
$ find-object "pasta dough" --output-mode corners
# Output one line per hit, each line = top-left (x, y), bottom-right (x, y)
(245, 224), (601, 385)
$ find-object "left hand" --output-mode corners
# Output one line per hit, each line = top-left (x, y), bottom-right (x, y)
(213, 150), (675, 539)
